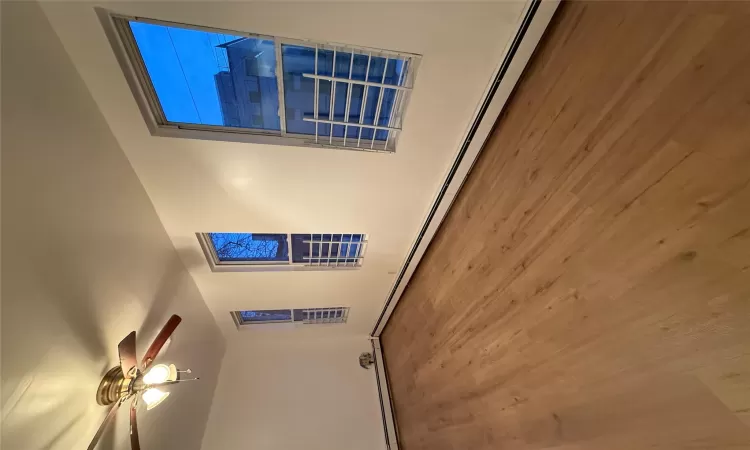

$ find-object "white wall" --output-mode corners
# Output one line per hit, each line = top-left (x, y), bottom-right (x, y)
(201, 336), (382, 450)
(1, 3), (225, 449)
(39, 1), (529, 339)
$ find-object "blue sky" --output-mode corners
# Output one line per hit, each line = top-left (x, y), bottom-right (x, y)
(208, 233), (283, 261)
(130, 21), (236, 125)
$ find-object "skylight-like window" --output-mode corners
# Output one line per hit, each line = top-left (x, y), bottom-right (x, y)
(198, 233), (367, 271)
(231, 307), (350, 326)
(104, 13), (420, 152)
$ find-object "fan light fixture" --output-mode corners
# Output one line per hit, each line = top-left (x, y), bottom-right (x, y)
(88, 315), (200, 450)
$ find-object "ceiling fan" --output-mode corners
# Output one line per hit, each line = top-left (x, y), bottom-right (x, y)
(87, 314), (197, 450)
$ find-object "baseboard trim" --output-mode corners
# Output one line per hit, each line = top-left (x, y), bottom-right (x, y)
(371, 337), (399, 450)
(370, 0), (559, 338)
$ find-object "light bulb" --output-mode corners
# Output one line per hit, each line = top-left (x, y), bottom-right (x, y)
(142, 364), (178, 384)
(142, 388), (170, 410)
(143, 364), (169, 384)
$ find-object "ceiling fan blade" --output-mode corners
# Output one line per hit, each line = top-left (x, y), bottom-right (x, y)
(141, 314), (182, 369)
(86, 400), (121, 450)
(118, 331), (138, 378)
(130, 401), (141, 450)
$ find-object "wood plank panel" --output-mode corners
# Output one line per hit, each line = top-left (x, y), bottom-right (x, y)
(381, 2), (750, 449)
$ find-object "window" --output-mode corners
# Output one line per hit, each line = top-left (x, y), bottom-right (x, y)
(103, 12), (420, 152)
(236, 309), (293, 324)
(231, 307), (350, 327)
(198, 233), (367, 271)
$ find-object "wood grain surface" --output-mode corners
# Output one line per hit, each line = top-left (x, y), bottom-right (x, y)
(381, 2), (750, 449)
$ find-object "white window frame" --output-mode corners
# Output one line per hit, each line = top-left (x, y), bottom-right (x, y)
(231, 307), (350, 329)
(97, 9), (421, 153)
(197, 233), (368, 272)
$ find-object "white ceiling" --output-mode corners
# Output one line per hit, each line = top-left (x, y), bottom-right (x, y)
(41, 0), (530, 340)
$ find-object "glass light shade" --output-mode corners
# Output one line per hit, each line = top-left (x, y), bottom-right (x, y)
(142, 388), (170, 410)
(142, 364), (177, 385)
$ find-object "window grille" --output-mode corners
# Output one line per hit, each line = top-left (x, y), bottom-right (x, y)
(198, 233), (367, 271)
